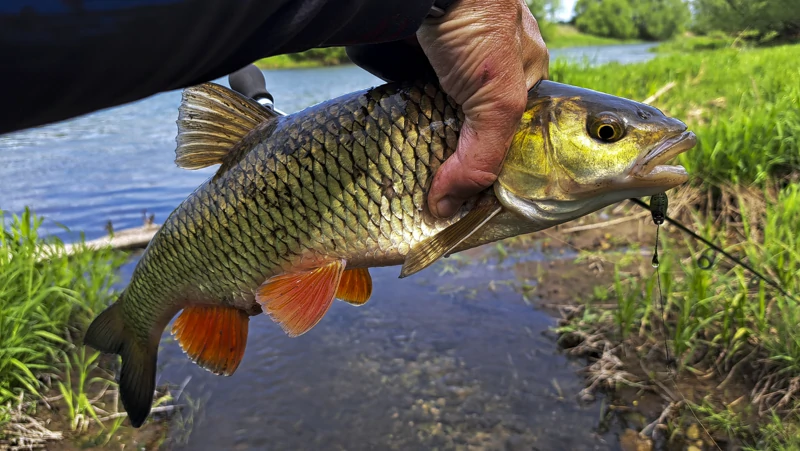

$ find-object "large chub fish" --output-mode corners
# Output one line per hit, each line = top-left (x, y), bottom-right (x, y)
(84, 78), (696, 427)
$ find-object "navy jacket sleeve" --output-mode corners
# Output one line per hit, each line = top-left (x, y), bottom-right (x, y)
(0, 0), (434, 135)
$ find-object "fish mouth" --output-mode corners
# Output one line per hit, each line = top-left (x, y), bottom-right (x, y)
(630, 131), (696, 186)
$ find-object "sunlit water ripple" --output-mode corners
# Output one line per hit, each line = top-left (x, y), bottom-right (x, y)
(0, 44), (655, 450)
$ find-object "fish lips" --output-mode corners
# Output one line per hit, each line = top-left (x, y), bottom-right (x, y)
(629, 130), (697, 187)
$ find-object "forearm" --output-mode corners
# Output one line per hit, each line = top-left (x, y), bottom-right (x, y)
(0, 0), (434, 135)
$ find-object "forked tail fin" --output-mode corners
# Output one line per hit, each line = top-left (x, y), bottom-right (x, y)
(84, 301), (157, 428)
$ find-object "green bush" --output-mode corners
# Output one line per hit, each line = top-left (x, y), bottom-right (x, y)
(575, 0), (638, 40)
(632, 0), (690, 41)
(692, 0), (800, 41)
(574, 0), (689, 40)
(0, 208), (126, 406)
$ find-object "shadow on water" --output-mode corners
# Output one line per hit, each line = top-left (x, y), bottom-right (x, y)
(116, 245), (623, 451)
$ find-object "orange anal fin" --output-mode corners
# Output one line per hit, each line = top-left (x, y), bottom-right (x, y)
(336, 268), (372, 306)
(256, 259), (345, 337)
(170, 304), (249, 376)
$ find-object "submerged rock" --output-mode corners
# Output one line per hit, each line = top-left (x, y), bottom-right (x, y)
(620, 429), (653, 451)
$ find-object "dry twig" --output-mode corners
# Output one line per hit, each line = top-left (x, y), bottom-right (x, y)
(640, 401), (682, 438)
(0, 396), (63, 451)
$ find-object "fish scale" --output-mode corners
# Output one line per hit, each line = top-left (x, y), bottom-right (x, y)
(86, 78), (697, 427)
(126, 83), (459, 335)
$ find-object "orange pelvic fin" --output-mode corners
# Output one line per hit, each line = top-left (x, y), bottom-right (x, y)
(170, 304), (250, 376)
(256, 259), (346, 337)
(336, 268), (372, 306)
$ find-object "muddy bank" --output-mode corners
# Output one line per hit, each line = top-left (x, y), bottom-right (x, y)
(2, 352), (181, 451)
(543, 193), (796, 451)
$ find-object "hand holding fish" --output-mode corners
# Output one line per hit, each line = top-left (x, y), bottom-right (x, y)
(69, 0), (695, 430)
(417, 0), (550, 218)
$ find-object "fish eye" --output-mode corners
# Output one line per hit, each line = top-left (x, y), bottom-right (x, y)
(588, 113), (625, 143)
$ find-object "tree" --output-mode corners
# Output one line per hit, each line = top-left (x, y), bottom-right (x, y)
(526, 0), (561, 42)
(633, 0), (690, 41)
(574, 0), (690, 41)
(574, 0), (638, 40)
(691, 0), (800, 40)
(527, 0), (562, 22)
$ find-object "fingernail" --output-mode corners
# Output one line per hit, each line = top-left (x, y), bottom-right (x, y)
(435, 196), (459, 218)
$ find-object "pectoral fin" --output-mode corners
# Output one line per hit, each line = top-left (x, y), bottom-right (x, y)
(336, 268), (372, 306)
(400, 197), (503, 278)
(256, 259), (346, 337)
(171, 304), (250, 376)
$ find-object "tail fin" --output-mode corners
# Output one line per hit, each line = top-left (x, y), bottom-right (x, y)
(84, 301), (157, 428)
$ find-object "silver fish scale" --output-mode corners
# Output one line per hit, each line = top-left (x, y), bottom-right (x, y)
(120, 81), (466, 338)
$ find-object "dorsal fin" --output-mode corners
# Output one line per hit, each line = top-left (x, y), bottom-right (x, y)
(175, 82), (278, 170)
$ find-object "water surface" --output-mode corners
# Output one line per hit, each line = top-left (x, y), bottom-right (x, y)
(0, 44), (656, 450)
(0, 43), (657, 242)
(122, 247), (619, 450)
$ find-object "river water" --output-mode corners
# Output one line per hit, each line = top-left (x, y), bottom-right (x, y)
(0, 43), (656, 450)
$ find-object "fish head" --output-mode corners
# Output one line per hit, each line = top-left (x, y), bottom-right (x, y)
(495, 80), (696, 225)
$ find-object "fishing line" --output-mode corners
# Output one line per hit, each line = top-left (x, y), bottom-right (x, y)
(629, 197), (797, 303)
(647, 193), (722, 451)
(648, 193), (675, 371)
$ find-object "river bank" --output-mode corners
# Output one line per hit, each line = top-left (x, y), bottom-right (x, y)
(2, 42), (798, 449)
(254, 25), (644, 70)
(0, 209), (177, 450)
(548, 42), (800, 449)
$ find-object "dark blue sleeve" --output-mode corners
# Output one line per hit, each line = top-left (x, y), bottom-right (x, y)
(0, 0), (433, 135)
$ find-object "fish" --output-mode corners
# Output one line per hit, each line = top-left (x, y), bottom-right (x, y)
(84, 78), (696, 427)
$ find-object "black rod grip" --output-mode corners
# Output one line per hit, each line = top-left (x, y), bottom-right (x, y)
(229, 64), (273, 103)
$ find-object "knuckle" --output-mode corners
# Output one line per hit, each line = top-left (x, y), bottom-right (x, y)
(538, 45), (550, 61)
(456, 141), (507, 177)
(461, 167), (499, 190)
(492, 92), (528, 119)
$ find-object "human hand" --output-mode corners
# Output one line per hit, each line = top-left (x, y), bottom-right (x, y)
(417, 0), (549, 218)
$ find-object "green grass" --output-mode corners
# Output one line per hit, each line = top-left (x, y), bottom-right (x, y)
(0, 208), (126, 437)
(653, 31), (739, 53)
(546, 24), (642, 49)
(549, 43), (800, 187)
(654, 29), (793, 54)
(563, 183), (800, 446)
(551, 43), (800, 448)
(255, 47), (350, 70)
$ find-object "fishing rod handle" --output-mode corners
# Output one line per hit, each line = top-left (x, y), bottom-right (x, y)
(229, 64), (275, 109)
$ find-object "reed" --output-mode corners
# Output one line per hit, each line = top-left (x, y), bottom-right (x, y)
(553, 43), (800, 448)
(0, 208), (126, 439)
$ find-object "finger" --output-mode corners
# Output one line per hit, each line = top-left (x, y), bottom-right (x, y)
(428, 81), (528, 218)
